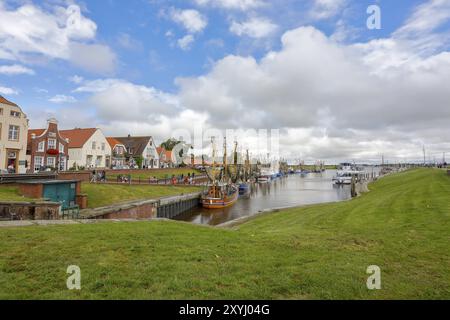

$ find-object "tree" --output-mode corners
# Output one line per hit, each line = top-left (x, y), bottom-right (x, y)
(160, 138), (180, 151)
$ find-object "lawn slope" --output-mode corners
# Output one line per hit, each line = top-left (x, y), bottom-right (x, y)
(0, 169), (449, 299)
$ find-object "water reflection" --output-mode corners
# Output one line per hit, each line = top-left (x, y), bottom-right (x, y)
(176, 170), (353, 226)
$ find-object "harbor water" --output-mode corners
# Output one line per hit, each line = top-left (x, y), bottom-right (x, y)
(176, 170), (354, 226)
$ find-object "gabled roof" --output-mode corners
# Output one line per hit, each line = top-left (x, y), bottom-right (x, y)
(0, 95), (18, 107)
(60, 128), (98, 148)
(114, 136), (153, 156)
(106, 137), (124, 149)
(27, 129), (46, 153)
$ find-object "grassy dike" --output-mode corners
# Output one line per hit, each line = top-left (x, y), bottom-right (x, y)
(0, 169), (449, 299)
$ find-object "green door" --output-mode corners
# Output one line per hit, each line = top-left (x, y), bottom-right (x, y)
(43, 183), (76, 209)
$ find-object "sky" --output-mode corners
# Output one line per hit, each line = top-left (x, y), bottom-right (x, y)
(1, 0), (450, 163)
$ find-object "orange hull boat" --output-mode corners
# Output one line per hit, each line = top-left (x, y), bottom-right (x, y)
(201, 184), (239, 209)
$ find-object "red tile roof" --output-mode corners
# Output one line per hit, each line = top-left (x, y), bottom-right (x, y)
(60, 128), (97, 148)
(28, 129), (45, 141)
(106, 137), (123, 149)
(0, 95), (18, 107)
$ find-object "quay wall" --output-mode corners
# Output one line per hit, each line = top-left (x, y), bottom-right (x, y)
(0, 202), (61, 220)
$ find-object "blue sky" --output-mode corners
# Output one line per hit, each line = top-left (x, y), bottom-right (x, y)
(1, 0), (450, 162)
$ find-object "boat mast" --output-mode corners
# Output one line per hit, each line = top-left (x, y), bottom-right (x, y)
(223, 137), (227, 182)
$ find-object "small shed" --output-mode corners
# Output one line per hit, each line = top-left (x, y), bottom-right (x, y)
(18, 180), (82, 209)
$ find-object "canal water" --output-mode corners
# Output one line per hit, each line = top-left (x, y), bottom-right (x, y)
(175, 170), (353, 226)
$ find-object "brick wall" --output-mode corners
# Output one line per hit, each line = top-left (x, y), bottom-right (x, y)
(58, 171), (91, 182)
(92, 203), (157, 219)
(18, 183), (43, 198)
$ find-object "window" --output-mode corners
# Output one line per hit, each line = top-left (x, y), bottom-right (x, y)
(86, 155), (93, 166)
(48, 139), (56, 149)
(8, 125), (19, 141)
(0, 108), (3, 115)
(34, 156), (44, 172)
(96, 156), (102, 167)
(38, 141), (45, 152)
(59, 143), (65, 154)
(92, 141), (96, 150)
(10, 110), (20, 118)
(101, 143), (105, 151)
(47, 157), (56, 168)
(0, 123), (2, 139)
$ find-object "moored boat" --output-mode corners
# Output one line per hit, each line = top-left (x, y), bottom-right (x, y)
(201, 183), (239, 209)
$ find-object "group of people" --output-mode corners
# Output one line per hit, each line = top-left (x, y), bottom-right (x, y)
(91, 170), (107, 183)
(171, 172), (196, 185)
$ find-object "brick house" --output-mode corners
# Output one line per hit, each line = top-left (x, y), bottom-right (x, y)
(27, 118), (69, 172)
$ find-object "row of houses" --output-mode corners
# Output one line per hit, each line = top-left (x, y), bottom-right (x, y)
(0, 95), (176, 174)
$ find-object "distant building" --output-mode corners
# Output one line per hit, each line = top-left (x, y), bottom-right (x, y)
(60, 128), (111, 169)
(27, 118), (69, 172)
(114, 135), (159, 169)
(157, 147), (174, 168)
(0, 95), (29, 174)
(106, 137), (127, 168)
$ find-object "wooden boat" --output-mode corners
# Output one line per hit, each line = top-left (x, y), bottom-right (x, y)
(201, 183), (239, 209)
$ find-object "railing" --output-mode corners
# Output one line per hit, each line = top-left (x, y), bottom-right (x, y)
(61, 205), (80, 220)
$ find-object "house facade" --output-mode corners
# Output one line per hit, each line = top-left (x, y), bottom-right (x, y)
(106, 137), (126, 168)
(27, 118), (69, 172)
(60, 128), (111, 169)
(0, 95), (29, 174)
(114, 135), (159, 169)
(156, 147), (174, 168)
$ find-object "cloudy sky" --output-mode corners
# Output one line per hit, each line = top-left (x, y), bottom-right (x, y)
(1, 0), (450, 163)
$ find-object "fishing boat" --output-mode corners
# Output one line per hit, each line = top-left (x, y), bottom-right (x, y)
(201, 137), (239, 209)
(201, 183), (239, 209)
(332, 163), (365, 185)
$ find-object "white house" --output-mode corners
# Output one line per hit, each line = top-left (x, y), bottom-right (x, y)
(0, 95), (29, 173)
(114, 135), (160, 169)
(60, 128), (112, 169)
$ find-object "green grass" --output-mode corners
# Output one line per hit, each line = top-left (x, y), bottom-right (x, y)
(107, 168), (201, 180)
(0, 186), (34, 202)
(81, 183), (203, 208)
(0, 169), (449, 299)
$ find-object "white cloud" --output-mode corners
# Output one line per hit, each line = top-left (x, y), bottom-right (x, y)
(194, 0), (265, 11)
(230, 17), (278, 38)
(69, 75), (84, 84)
(170, 8), (208, 33)
(178, 35), (195, 51)
(0, 86), (18, 95)
(0, 3), (116, 74)
(49, 95), (77, 103)
(0, 64), (35, 75)
(310, 0), (347, 20)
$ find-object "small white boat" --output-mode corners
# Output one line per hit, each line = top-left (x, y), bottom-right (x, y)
(333, 163), (365, 185)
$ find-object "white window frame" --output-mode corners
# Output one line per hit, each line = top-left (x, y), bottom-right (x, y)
(34, 156), (44, 173)
(101, 142), (105, 151)
(38, 141), (45, 152)
(59, 143), (65, 154)
(92, 141), (97, 150)
(48, 138), (57, 149)
(8, 125), (19, 141)
(47, 157), (56, 168)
